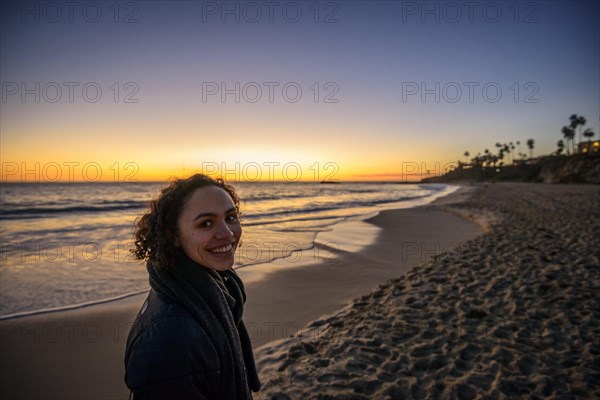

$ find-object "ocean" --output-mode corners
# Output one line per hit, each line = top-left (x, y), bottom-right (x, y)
(0, 181), (456, 318)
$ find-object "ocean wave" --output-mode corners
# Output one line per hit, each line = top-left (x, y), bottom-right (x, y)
(242, 193), (307, 202)
(0, 183), (452, 317)
(242, 194), (431, 220)
(0, 201), (148, 219)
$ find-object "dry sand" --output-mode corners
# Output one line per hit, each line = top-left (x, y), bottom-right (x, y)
(255, 183), (600, 399)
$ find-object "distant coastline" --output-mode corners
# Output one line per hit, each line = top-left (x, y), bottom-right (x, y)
(422, 153), (600, 184)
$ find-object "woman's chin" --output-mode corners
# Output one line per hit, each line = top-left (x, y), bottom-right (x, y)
(205, 255), (235, 271)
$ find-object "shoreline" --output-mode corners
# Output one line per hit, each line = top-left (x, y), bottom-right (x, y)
(242, 192), (482, 349)
(0, 185), (482, 399)
(0, 183), (459, 321)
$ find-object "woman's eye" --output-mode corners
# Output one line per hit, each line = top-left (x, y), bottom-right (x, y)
(199, 220), (213, 228)
(226, 214), (239, 222)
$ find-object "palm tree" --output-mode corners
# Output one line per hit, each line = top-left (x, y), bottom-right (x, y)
(569, 114), (587, 152)
(463, 151), (470, 163)
(503, 144), (511, 164)
(583, 128), (595, 153)
(556, 140), (565, 155)
(526, 139), (535, 158)
(561, 126), (575, 155)
(510, 142), (516, 163)
(577, 115), (587, 148)
(516, 141), (522, 159)
(583, 128), (595, 140)
(490, 155), (499, 167)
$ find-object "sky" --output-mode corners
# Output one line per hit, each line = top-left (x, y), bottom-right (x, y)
(1, 0), (599, 182)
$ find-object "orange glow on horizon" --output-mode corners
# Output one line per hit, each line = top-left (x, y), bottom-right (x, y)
(0, 158), (456, 183)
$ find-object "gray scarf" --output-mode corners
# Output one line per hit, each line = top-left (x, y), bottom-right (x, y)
(147, 254), (260, 399)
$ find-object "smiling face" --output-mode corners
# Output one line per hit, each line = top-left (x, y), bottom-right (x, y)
(175, 185), (242, 271)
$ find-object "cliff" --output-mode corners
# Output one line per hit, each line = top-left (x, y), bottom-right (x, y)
(423, 153), (600, 184)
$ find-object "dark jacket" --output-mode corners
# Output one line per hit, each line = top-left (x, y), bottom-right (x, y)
(124, 265), (260, 399)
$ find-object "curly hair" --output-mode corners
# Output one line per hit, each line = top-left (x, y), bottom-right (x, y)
(131, 174), (241, 269)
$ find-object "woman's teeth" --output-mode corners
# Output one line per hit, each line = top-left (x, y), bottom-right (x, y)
(208, 243), (233, 254)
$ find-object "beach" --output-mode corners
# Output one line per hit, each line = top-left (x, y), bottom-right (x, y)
(1, 183), (598, 399)
(255, 183), (600, 399)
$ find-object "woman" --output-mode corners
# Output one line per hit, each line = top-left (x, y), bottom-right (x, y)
(124, 174), (261, 399)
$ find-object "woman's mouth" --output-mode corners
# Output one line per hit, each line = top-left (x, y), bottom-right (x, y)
(207, 242), (235, 254)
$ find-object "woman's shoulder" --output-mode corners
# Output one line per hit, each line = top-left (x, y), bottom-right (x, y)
(124, 290), (221, 392)
(127, 289), (210, 346)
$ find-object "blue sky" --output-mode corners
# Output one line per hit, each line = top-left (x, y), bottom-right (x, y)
(1, 0), (599, 180)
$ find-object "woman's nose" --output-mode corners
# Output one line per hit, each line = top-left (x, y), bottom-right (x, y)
(214, 220), (234, 239)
